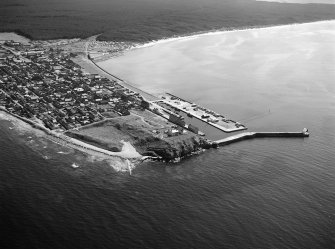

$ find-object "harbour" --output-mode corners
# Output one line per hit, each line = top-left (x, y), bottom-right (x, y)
(144, 92), (309, 148)
(155, 93), (247, 133)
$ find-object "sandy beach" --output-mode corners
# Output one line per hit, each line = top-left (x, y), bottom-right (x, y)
(97, 20), (335, 129)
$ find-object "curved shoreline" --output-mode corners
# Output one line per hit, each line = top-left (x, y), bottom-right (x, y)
(114, 19), (335, 53)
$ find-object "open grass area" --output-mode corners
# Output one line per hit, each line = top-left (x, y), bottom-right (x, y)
(66, 114), (169, 153)
(65, 112), (205, 159)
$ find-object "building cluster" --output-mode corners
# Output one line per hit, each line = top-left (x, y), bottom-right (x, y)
(160, 94), (246, 131)
(140, 99), (200, 136)
(0, 40), (143, 131)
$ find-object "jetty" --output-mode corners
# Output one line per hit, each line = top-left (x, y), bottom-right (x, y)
(214, 129), (309, 146)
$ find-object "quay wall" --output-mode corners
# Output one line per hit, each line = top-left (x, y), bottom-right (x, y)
(160, 100), (246, 133)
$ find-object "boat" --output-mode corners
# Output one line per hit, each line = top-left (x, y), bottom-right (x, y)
(187, 113), (193, 118)
(71, 163), (79, 168)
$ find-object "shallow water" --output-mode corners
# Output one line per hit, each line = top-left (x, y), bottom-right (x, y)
(99, 21), (335, 130)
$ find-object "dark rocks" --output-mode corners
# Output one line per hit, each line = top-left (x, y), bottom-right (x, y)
(143, 135), (210, 162)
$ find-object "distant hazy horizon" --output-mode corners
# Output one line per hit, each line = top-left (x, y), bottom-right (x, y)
(257, 0), (335, 4)
(1, 0), (335, 41)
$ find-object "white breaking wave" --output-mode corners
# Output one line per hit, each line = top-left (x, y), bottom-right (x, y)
(132, 19), (335, 50)
(71, 163), (79, 168)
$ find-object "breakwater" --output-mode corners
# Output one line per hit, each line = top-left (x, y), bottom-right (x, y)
(214, 130), (309, 146)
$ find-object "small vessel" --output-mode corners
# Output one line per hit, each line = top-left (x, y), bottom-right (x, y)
(71, 163), (79, 168)
(187, 113), (193, 118)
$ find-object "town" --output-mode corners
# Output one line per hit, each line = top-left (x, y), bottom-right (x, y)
(0, 38), (309, 161)
(0, 39), (216, 161)
(0, 40), (144, 131)
(0, 39), (248, 139)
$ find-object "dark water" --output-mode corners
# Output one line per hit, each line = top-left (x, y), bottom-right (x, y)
(1, 98), (335, 249)
(93, 21), (335, 248)
(1, 0), (335, 41)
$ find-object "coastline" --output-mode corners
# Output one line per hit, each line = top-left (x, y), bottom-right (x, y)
(94, 19), (333, 139)
(2, 19), (334, 58)
(83, 57), (159, 102)
(0, 38), (206, 165)
(0, 19), (329, 165)
(114, 19), (335, 55)
(0, 108), (142, 164)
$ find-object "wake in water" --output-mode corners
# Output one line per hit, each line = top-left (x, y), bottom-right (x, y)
(57, 151), (72, 155)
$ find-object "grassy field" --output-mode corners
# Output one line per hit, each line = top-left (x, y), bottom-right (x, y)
(65, 112), (205, 159)
(66, 113), (170, 153)
(1, 0), (335, 42)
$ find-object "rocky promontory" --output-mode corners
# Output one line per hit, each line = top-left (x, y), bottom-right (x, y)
(66, 113), (211, 162)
